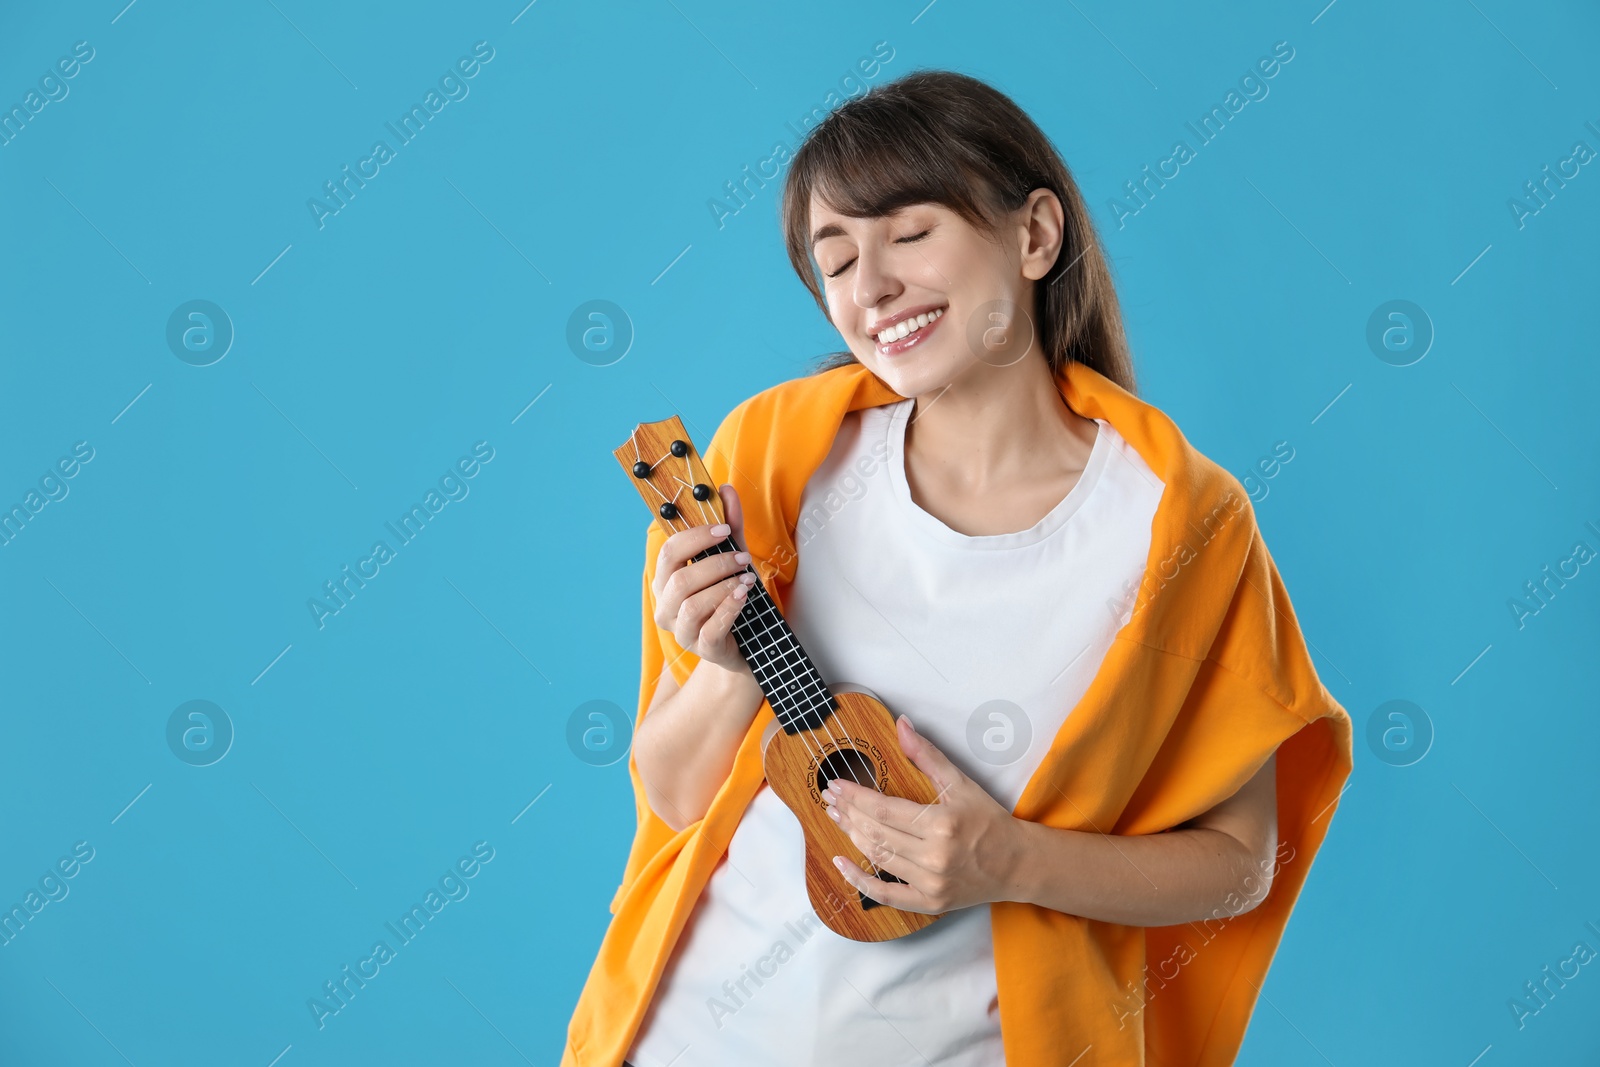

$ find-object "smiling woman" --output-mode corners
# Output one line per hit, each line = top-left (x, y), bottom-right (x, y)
(564, 70), (1351, 1067)
(783, 72), (1134, 399)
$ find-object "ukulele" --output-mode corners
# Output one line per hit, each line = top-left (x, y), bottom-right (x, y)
(615, 415), (945, 942)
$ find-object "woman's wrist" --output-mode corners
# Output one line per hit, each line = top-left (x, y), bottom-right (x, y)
(1002, 816), (1068, 909)
(690, 656), (765, 722)
(1004, 819), (1126, 918)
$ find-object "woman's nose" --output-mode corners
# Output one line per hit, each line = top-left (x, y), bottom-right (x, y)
(852, 249), (900, 311)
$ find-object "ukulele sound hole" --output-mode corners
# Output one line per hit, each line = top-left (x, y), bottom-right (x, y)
(815, 747), (901, 912)
(815, 747), (878, 796)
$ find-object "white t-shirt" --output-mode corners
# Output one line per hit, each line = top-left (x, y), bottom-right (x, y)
(628, 397), (1164, 1067)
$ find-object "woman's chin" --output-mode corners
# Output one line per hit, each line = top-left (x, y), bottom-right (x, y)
(865, 347), (957, 398)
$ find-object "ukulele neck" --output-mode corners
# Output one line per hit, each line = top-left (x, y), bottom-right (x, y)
(693, 536), (837, 734)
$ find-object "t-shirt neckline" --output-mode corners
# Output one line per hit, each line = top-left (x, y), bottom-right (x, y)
(884, 397), (1112, 550)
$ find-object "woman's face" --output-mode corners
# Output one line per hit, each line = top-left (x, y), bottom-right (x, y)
(809, 193), (1051, 399)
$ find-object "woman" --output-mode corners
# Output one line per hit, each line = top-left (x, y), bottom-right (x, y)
(565, 70), (1350, 1067)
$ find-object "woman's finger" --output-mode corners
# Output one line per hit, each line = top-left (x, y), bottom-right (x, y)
(660, 545), (748, 618)
(655, 539), (745, 631)
(826, 778), (936, 838)
(674, 573), (751, 652)
(653, 521), (733, 598)
(718, 484), (746, 553)
(699, 579), (753, 653)
(831, 856), (937, 914)
(827, 792), (930, 872)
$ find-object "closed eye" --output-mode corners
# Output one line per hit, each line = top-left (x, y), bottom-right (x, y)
(823, 228), (933, 279)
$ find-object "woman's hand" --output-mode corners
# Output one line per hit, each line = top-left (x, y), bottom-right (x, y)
(825, 716), (1286, 927)
(823, 714), (1028, 914)
(651, 484), (758, 676)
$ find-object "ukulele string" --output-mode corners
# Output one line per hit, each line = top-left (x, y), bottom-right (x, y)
(630, 428), (832, 780)
(631, 432), (891, 884)
(669, 451), (885, 813)
(667, 444), (886, 810)
(637, 472), (846, 803)
(702, 534), (891, 880)
(632, 432), (890, 880)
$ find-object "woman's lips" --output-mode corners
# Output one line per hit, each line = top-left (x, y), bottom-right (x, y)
(875, 309), (946, 357)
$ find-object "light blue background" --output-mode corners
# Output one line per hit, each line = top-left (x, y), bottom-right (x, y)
(2, 1), (1597, 1064)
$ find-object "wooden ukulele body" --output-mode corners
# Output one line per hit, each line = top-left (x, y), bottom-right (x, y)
(761, 684), (945, 942)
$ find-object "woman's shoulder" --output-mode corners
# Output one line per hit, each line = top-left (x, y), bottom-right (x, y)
(709, 362), (888, 451)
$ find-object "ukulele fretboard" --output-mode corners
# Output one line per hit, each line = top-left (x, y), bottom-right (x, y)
(693, 536), (836, 733)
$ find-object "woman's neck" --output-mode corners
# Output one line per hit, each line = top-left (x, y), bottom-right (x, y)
(904, 356), (1096, 496)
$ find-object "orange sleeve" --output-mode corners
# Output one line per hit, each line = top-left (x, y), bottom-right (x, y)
(1134, 514), (1353, 1065)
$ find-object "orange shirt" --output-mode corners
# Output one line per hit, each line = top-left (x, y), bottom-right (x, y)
(563, 359), (1353, 1066)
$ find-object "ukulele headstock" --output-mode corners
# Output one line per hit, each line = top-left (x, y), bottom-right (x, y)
(613, 415), (727, 538)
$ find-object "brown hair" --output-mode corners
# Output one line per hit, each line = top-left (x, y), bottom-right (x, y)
(780, 69), (1137, 395)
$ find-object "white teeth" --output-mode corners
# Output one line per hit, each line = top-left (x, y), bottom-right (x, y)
(876, 307), (943, 345)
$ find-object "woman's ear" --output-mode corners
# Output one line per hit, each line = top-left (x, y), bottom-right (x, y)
(1019, 187), (1067, 282)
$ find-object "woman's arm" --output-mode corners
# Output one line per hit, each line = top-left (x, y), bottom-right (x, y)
(824, 715), (1281, 927)
(631, 489), (769, 833)
(633, 657), (767, 833)
(1008, 753), (1279, 926)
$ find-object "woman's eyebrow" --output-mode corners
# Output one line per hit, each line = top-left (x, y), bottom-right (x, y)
(810, 222), (849, 248)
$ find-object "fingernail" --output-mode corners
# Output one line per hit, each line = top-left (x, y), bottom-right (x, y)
(832, 857), (846, 871)
(733, 585), (747, 599)
(735, 551), (750, 564)
(740, 573), (756, 585)
(710, 524), (730, 537)
(826, 806), (840, 822)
